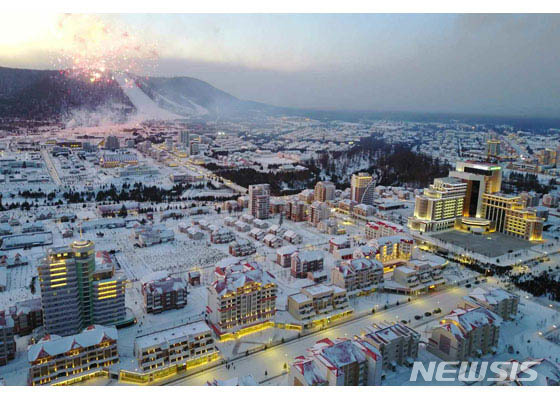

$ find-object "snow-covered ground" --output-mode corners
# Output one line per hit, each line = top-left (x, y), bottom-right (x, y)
(115, 74), (181, 121)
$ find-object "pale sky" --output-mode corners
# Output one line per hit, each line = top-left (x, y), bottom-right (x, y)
(1, 13), (559, 117)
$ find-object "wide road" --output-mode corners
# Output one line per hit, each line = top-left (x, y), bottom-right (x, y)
(166, 285), (470, 386)
(41, 148), (62, 186)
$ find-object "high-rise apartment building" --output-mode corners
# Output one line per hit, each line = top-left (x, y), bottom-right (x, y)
(38, 240), (126, 336)
(314, 181), (336, 202)
(351, 173), (375, 205)
(248, 184), (270, 220)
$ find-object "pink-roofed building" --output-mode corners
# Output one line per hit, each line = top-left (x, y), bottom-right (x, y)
(365, 220), (404, 240)
(207, 267), (277, 336)
(428, 306), (502, 361)
(289, 338), (382, 386)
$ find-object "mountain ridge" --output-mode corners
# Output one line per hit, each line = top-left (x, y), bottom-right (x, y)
(0, 66), (280, 122)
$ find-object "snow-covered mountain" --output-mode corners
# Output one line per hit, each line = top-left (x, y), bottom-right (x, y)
(0, 66), (280, 123)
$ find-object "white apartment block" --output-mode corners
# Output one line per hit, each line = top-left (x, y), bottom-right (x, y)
(287, 284), (350, 321)
(133, 321), (218, 373)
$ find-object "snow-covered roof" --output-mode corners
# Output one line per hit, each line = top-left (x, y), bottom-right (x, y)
(292, 356), (328, 386)
(295, 250), (323, 262)
(467, 287), (519, 306)
(28, 325), (118, 362)
(277, 245), (297, 256)
(365, 323), (420, 345)
(439, 306), (502, 340)
(211, 267), (276, 297)
(135, 321), (211, 350)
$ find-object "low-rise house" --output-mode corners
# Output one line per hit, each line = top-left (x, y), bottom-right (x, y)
(186, 227), (204, 240)
(229, 239), (257, 257)
(224, 216), (237, 227)
(210, 228), (235, 244)
(188, 271), (201, 286)
(352, 204), (375, 219)
(283, 230), (302, 244)
(253, 219), (269, 229)
(276, 245), (298, 268)
(234, 221), (251, 233)
(249, 227), (266, 241)
(136, 225), (175, 247)
(240, 214), (254, 224)
(329, 236), (351, 254)
(333, 247), (355, 260)
(263, 233), (283, 248)
(268, 224), (285, 236)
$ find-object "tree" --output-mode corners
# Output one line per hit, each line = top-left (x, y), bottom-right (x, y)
(118, 204), (128, 218)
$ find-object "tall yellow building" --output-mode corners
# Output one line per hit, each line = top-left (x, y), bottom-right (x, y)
(409, 161), (542, 242)
(408, 177), (467, 232)
(481, 193), (543, 241)
(350, 173), (374, 204)
(449, 161), (502, 218)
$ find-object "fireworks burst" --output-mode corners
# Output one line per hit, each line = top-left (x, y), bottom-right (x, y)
(53, 14), (159, 84)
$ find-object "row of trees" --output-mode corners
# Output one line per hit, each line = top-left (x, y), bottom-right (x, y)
(502, 171), (556, 194)
(510, 271), (560, 301)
